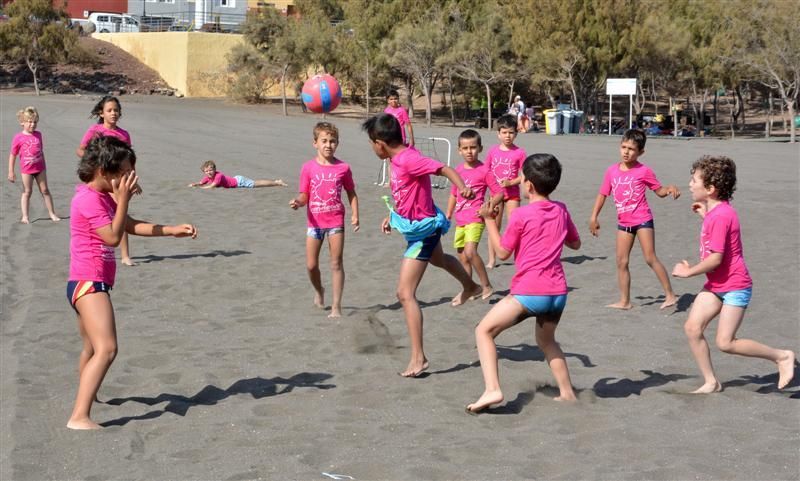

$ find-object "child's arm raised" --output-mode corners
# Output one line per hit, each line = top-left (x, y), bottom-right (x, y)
(7, 152), (16, 182)
(672, 253), (722, 278)
(438, 166), (474, 199)
(478, 202), (512, 261)
(289, 192), (308, 209)
(588, 194), (606, 236)
(346, 189), (360, 232)
(125, 217), (198, 238)
(94, 172), (138, 247)
(655, 184), (681, 199)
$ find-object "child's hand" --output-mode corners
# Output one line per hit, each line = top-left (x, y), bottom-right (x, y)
(188, 182), (197, 188)
(500, 179), (512, 187)
(691, 202), (707, 218)
(132, 182), (143, 195)
(667, 185), (681, 199)
(589, 218), (600, 237)
(381, 216), (391, 234)
(169, 224), (198, 239)
(7, 172), (15, 183)
(111, 171), (139, 201)
(459, 186), (474, 199)
(672, 260), (691, 278)
(289, 198), (300, 210)
(352, 216), (360, 232)
(478, 202), (496, 219)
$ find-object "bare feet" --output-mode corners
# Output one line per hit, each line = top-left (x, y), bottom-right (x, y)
(49, 214), (61, 222)
(399, 359), (429, 378)
(465, 389), (504, 415)
(451, 283), (482, 306)
(485, 260), (495, 270)
(121, 258), (137, 267)
(777, 351), (795, 389)
(275, 179), (287, 187)
(690, 381), (722, 394)
(20, 217), (29, 224)
(481, 285), (494, 300)
(328, 307), (342, 318)
(313, 289), (325, 309)
(660, 294), (678, 309)
(606, 301), (632, 310)
(554, 391), (577, 402)
(66, 418), (102, 430)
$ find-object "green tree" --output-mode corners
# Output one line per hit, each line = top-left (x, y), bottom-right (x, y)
(0, 0), (85, 95)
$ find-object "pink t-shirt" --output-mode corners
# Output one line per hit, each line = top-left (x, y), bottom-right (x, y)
(384, 106), (410, 144)
(599, 162), (662, 227)
(500, 200), (580, 295)
(700, 201), (752, 292)
(10, 131), (45, 174)
(450, 161), (491, 226)
(80, 124), (132, 148)
(390, 147), (443, 221)
(200, 171), (238, 188)
(486, 144), (526, 200)
(69, 184), (118, 285)
(298, 158), (355, 228)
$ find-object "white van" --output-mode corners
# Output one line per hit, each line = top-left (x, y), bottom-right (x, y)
(88, 12), (140, 33)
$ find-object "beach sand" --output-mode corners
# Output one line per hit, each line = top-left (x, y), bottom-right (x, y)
(1, 93), (798, 480)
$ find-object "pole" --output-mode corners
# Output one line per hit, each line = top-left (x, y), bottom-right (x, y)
(629, 94), (633, 129)
(608, 94), (612, 136)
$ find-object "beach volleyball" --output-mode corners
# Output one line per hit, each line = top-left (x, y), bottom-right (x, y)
(301, 74), (342, 114)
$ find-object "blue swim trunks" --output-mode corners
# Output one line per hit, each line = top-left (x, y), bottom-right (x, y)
(404, 228), (442, 261)
(513, 294), (567, 319)
(712, 287), (752, 308)
(618, 218), (654, 234)
(235, 175), (255, 188)
(66, 280), (112, 312)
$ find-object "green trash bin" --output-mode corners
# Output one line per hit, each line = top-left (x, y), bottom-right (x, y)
(794, 115), (800, 128)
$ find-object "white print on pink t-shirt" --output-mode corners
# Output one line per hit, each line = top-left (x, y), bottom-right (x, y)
(490, 156), (517, 184)
(611, 176), (643, 214)
(309, 172), (345, 215)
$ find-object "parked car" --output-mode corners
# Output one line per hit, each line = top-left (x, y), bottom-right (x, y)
(88, 12), (140, 33)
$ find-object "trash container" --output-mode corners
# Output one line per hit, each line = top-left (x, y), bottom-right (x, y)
(572, 111), (584, 133)
(795, 115), (800, 128)
(561, 110), (575, 134)
(544, 109), (561, 135)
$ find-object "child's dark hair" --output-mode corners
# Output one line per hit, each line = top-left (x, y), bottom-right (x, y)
(78, 136), (136, 182)
(387, 89), (400, 99)
(691, 155), (737, 201)
(90, 95), (121, 124)
(361, 113), (403, 146)
(458, 129), (482, 147)
(522, 153), (562, 196)
(622, 129), (646, 150)
(496, 114), (517, 131)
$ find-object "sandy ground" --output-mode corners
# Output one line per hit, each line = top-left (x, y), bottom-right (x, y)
(1, 92), (798, 481)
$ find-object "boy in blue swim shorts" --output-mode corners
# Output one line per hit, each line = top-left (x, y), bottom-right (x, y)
(189, 160), (287, 189)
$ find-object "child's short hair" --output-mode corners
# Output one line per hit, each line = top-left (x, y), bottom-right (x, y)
(78, 136), (136, 182)
(496, 114), (517, 131)
(522, 153), (562, 196)
(361, 113), (403, 146)
(17, 106), (39, 123)
(691, 155), (737, 201)
(458, 129), (482, 147)
(90, 95), (121, 123)
(387, 89), (400, 99)
(622, 129), (647, 150)
(201, 160), (216, 170)
(313, 121), (339, 141)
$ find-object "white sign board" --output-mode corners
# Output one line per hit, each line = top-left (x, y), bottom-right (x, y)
(606, 78), (637, 96)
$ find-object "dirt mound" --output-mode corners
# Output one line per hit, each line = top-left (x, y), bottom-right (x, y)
(1, 37), (177, 96)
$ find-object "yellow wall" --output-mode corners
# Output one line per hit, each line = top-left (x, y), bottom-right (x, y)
(93, 32), (244, 98)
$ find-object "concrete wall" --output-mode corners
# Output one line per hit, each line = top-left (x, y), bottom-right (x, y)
(93, 31), (243, 97)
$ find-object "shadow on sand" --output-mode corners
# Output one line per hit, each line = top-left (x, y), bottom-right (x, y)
(133, 249), (251, 264)
(593, 369), (693, 398)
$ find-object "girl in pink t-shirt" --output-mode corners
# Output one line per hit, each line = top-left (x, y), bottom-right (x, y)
(66, 137), (197, 430)
(589, 129), (680, 310)
(384, 89), (414, 147)
(289, 122), (359, 318)
(467, 153), (582, 414)
(7, 106), (60, 223)
(672, 155), (794, 394)
(76, 96), (138, 266)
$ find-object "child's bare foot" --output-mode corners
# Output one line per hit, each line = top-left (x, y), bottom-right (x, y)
(777, 351), (795, 389)
(121, 258), (136, 267)
(606, 301), (632, 310)
(481, 285), (494, 300)
(66, 418), (102, 430)
(328, 307), (342, 318)
(20, 217), (29, 224)
(554, 391), (577, 402)
(690, 381), (722, 394)
(660, 294), (678, 309)
(451, 283), (482, 306)
(465, 389), (504, 415)
(399, 359), (429, 378)
(275, 179), (287, 187)
(485, 260), (495, 269)
(313, 289), (325, 309)
(49, 214), (61, 222)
